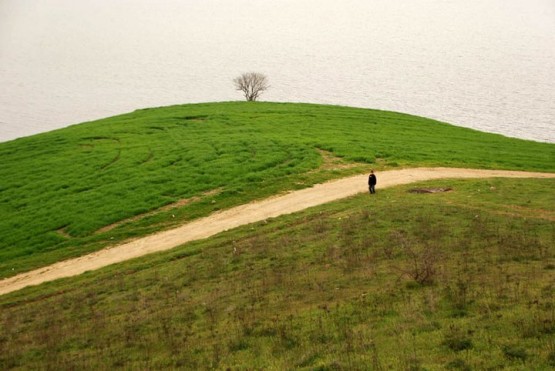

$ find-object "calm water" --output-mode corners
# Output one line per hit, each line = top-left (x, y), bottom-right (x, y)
(1, 0), (554, 143)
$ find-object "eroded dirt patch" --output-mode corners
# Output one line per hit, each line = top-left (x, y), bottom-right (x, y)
(315, 149), (360, 171)
(409, 187), (453, 194)
(55, 227), (72, 239)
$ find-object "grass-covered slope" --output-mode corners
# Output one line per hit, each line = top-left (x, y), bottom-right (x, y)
(1, 102), (554, 277)
(1, 178), (554, 369)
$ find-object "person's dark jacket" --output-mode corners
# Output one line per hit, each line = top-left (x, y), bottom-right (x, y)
(369, 174), (377, 186)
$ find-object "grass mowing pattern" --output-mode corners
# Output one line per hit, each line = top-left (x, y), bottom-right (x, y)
(1, 102), (554, 278)
(1, 178), (554, 369)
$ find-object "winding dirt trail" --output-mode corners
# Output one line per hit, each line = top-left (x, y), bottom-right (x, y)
(1, 167), (554, 296)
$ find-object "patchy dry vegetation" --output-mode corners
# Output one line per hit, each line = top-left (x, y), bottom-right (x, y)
(1, 102), (554, 278)
(1, 178), (553, 369)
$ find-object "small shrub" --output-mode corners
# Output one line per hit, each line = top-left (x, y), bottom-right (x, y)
(401, 243), (442, 286)
(547, 349), (555, 367)
(444, 278), (472, 314)
(446, 358), (472, 370)
(502, 345), (528, 362)
(228, 338), (249, 352)
(443, 326), (473, 352)
(405, 356), (423, 371)
(449, 309), (468, 318)
(390, 230), (442, 285)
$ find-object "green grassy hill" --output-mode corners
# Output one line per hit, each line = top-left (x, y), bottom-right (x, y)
(1, 178), (554, 369)
(1, 102), (554, 278)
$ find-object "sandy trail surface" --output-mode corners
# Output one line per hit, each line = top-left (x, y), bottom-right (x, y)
(1, 167), (554, 296)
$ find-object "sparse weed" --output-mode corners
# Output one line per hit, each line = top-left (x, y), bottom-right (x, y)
(392, 231), (442, 286)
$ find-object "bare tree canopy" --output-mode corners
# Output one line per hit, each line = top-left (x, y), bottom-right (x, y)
(233, 72), (269, 101)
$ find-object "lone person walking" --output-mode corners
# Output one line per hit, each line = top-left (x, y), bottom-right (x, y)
(368, 170), (377, 194)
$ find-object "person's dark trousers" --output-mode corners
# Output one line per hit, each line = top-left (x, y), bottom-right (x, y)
(369, 185), (375, 194)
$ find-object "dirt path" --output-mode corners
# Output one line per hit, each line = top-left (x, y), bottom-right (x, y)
(1, 167), (554, 296)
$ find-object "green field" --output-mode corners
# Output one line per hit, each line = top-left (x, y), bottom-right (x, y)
(1, 102), (554, 278)
(1, 178), (554, 369)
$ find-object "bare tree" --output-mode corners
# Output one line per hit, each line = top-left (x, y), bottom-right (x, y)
(233, 72), (269, 101)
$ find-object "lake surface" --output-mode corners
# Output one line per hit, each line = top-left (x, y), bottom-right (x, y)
(1, 0), (554, 143)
